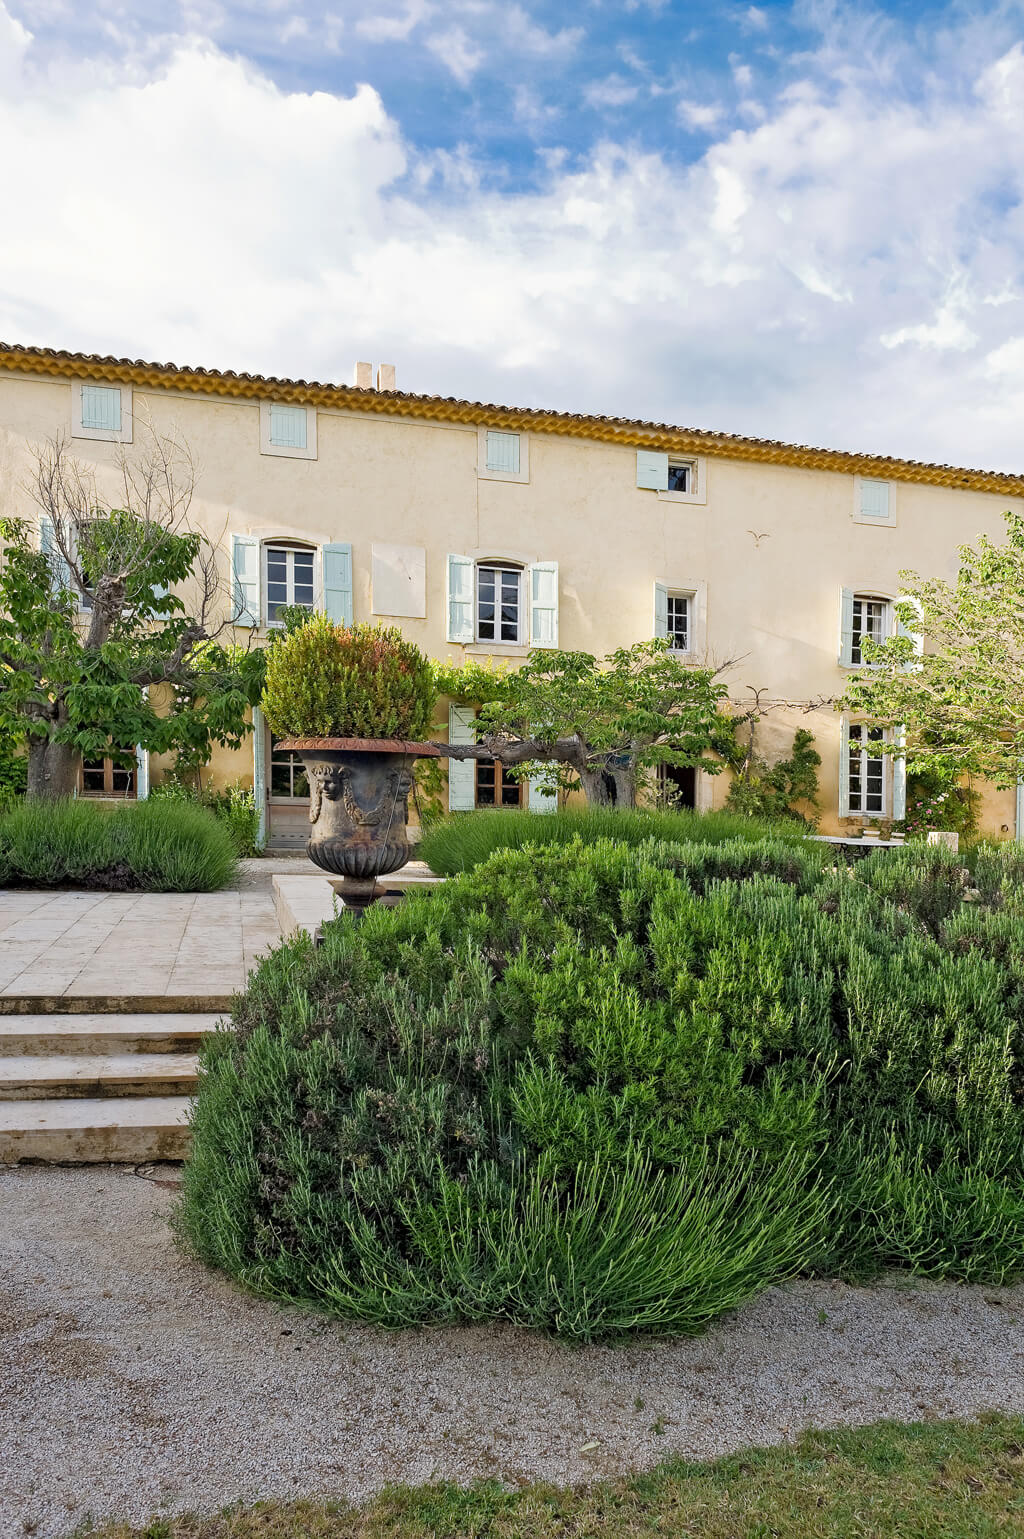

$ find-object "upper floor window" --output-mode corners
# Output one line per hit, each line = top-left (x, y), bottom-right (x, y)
(666, 593), (689, 651)
(477, 426), (530, 483)
(854, 476), (895, 527)
(851, 594), (889, 665)
(259, 401), (317, 460)
(635, 450), (706, 504)
(477, 563), (523, 643)
(264, 542), (315, 626)
(71, 381), (133, 443)
(654, 580), (703, 655)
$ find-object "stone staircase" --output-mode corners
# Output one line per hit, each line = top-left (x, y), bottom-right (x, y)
(0, 1004), (229, 1163)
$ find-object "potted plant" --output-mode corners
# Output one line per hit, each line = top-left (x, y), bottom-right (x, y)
(261, 616), (439, 908)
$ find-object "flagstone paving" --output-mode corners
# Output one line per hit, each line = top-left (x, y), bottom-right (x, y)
(0, 889), (281, 999)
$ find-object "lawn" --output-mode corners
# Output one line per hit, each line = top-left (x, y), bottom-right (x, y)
(73, 1415), (1024, 1537)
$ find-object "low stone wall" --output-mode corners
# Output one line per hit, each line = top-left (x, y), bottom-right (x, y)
(272, 862), (443, 941)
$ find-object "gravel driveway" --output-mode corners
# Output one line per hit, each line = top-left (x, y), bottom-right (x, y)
(3, 1165), (1024, 1539)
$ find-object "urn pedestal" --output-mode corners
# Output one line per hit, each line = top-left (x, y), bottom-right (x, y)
(277, 737), (441, 911)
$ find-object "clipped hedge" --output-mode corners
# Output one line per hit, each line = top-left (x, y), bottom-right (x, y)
(0, 797), (237, 891)
(180, 837), (1024, 1339)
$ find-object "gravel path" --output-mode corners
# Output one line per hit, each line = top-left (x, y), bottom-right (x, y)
(3, 1166), (1024, 1538)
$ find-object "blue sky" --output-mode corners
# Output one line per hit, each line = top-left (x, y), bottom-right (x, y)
(4, 1), (1024, 467)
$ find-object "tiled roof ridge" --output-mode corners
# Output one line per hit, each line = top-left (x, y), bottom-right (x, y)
(2, 340), (1022, 495)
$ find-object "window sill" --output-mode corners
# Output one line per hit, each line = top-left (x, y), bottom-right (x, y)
(656, 489), (707, 507)
(464, 642), (529, 656)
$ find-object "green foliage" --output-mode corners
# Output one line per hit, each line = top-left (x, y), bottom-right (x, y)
(0, 797), (237, 891)
(0, 740), (27, 814)
(904, 764), (980, 840)
(718, 724), (821, 825)
(182, 836), (1024, 1339)
(416, 806), (809, 875)
(261, 615), (437, 741)
(151, 775), (263, 857)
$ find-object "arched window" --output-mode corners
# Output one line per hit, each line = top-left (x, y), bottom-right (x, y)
(475, 559), (524, 644)
(262, 538), (316, 626)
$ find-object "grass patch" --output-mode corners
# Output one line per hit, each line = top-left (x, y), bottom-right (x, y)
(417, 806), (807, 875)
(68, 1414), (1024, 1537)
(0, 797), (237, 891)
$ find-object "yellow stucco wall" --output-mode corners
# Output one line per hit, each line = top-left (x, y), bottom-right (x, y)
(2, 367), (1020, 838)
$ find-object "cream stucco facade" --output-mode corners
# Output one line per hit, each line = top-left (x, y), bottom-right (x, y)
(2, 343), (1023, 843)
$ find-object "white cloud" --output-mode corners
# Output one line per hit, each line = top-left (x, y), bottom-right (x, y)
(742, 6), (769, 30)
(355, 1), (432, 44)
(678, 99), (723, 129)
(6, 7), (1024, 471)
(501, 5), (582, 56)
(425, 24), (483, 84)
(583, 74), (639, 110)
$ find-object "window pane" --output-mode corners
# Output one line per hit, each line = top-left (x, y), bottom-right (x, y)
(501, 780), (521, 806)
(111, 767), (133, 793)
(476, 761), (496, 806)
(270, 763), (291, 796)
(82, 762), (105, 790)
(667, 462), (691, 492)
(667, 594), (688, 650)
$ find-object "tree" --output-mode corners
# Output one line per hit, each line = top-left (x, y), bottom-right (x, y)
(0, 432), (264, 799)
(434, 640), (728, 809)
(839, 511), (1024, 787)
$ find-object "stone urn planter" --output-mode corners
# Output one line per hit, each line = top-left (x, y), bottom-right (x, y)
(277, 737), (441, 909)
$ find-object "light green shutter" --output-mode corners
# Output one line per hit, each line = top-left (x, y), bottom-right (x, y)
(81, 385), (121, 432)
(448, 705), (477, 811)
(896, 595), (923, 667)
(40, 516), (72, 598)
(859, 479), (890, 521)
(838, 717), (851, 816)
(636, 450), (669, 490)
(838, 587), (854, 666)
(322, 542), (353, 625)
(528, 772), (556, 814)
(447, 554), (474, 643)
(135, 746), (149, 800)
(529, 561), (558, 647)
(654, 581), (669, 639)
(252, 704), (267, 846)
(269, 404), (307, 449)
(486, 431), (520, 474)
(892, 725), (907, 821)
(1016, 781), (1024, 842)
(232, 534), (260, 627)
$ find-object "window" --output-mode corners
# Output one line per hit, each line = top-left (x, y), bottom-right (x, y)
(259, 401), (317, 459)
(477, 564), (522, 643)
(80, 756), (136, 797)
(666, 593), (689, 651)
(851, 595), (888, 665)
(854, 477), (895, 527)
(264, 543), (315, 626)
(269, 736), (309, 799)
(658, 763), (696, 809)
(477, 426), (529, 482)
(71, 381), (132, 443)
(847, 724), (886, 815)
(475, 758), (524, 808)
(667, 461), (692, 493)
(655, 581), (702, 653)
(636, 450), (706, 504)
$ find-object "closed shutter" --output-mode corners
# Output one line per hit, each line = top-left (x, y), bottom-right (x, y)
(252, 705), (267, 846)
(838, 717), (851, 816)
(447, 554), (475, 643)
(838, 587), (854, 666)
(528, 772), (556, 814)
(528, 561), (558, 648)
(322, 542), (353, 625)
(892, 725), (907, 821)
(232, 534), (260, 627)
(859, 479), (890, 521)
(448, 705), (477, 811)
(81, 385), (121, 432)
(654, 581), (669, 639)
(636, 450), (669, 490)
(486, 431), (520, 474)
(269, 405), (307, 449)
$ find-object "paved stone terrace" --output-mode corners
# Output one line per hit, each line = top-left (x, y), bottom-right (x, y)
(0, 890), (280, 998)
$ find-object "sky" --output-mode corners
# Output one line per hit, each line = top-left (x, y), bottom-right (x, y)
(3, 0), (1024, 470)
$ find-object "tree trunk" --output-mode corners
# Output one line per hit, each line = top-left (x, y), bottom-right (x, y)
(26, 740), (80, 800)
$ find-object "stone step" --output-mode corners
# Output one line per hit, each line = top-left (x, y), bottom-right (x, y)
(0, 1096), (191, 1163)
(0, 1054), (200, 1101)
(0, 994), (234, 1016)
(0, 1013), (225, 1056)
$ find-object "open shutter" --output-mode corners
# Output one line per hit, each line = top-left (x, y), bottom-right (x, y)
(896, 595), (923, 667)
(528, 772), (556, 814)
(892, 725), (907, 821)
(40, 515), (73, 598)
(529, 561), (558, 648)
(654, 581), (669, 640)
(838, 587), (854, 666)
(252, 704), (267, 847)
(448, 705), (476, 811)
(838, 717), (851, 816)
(1016, 780), (1024, 843)
(447, 554), (474, 643)
(232, 534), (260, 627)
(636, 450), (669, 490)
(135, 746), (150, 800)
(322, 542), (353, 625)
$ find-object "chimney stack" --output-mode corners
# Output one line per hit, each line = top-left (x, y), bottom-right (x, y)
(377, 363), (396, 392)
(354, 361), (372, 389)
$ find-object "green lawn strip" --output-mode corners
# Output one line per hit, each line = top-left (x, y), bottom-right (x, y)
(74, 1415), (1024, 1538)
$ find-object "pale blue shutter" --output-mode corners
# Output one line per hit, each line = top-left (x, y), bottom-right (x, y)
(232, 534), (260, 627)
(654, 581), (669, 639)
(838, 587), (854, 666)
(322, 542), (353, 625)
(447, 554), (474, 643)
(252, 704), (267, 846)
(529, 561), (558, 647)
(448, 705), (476, 811)
(81, 385), (121, 432)
(1016, 780), (1024, 843)
(838, 718), (851, 816)
(896, 595), (923, 666)
(486, 431), (521, 474)
(40, 516), (72, 598)
(135, 746), (150, 800)
(636, 450), (669, 490)
(269, 404), (307, 449)
(892, 725), (907, 821)
(859, 479), (890, 521)
(528, 772), (556, 814)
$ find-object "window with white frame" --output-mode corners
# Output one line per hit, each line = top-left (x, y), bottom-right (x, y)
(667, 460), (693, 493)
(854, 477), (895, 527)
(477, 563), (523, 643)
(71, 381), (133, 443)
(259, 401), (317, 460)
(666, 593), (690, 651)
(851, 595), (890, 665)
(269, 735), (310, 799)
(636, 450), (706, 504)
(654, 580), (701, 653)
(477, 426), (529, 483)
(264, 543), (315, 626)
(846, 723), (887, 815)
